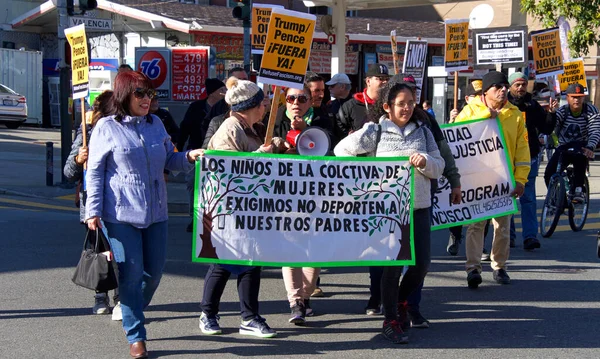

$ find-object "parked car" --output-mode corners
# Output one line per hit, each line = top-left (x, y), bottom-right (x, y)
(0, 84), (27, 129)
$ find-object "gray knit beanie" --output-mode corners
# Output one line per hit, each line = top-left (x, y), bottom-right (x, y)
(224, 77), (264, 112)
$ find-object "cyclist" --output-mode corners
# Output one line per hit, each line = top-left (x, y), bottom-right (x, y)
(544, 83), (600, 203)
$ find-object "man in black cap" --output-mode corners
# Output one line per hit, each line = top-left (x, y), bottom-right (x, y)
(545, 83), (600, 203)
(506, 72), (558, 251)
(454, 71), (530, 288)
(178, 78), (228, 232)
(336, 64), (389, 141)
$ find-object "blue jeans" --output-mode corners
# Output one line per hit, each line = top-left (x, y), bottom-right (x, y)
(510, 156), (539, 241)
(104, 221), (168, 344)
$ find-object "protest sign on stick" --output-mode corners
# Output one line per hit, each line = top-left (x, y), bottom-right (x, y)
(257, 8), (316, 145)
(193, 152), (415, 267)
(65, 24), (89, 152)
(531, 27), (564, 79)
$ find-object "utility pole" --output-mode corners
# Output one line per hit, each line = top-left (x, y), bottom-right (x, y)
(243, 17), (251, 75)
(58, 0), (72, 185)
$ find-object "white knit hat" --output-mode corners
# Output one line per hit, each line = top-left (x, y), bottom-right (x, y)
(224, 77), (264, 112)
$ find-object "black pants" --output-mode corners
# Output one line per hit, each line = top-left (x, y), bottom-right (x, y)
(381, 208), (431, 321)
(200, 264), (261, 321)
(544, 146), (588, 189)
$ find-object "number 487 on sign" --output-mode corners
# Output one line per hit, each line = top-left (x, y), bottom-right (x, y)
(184, 64), (203, 74)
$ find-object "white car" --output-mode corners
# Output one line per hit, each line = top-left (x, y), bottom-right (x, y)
(0, 84), (27, 129)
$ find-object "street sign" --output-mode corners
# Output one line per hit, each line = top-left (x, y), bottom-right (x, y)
(68, 16), (112, 31)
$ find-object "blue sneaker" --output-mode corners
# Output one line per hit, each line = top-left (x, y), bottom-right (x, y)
(239, 316), (277, 338)
(199, 312), (222, 335)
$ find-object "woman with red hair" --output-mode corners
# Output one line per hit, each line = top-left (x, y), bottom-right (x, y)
(85, 70), (203, 358)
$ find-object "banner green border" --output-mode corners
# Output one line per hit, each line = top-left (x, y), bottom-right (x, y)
(191, 152), (416, 267)
(432, 118), (518, 231)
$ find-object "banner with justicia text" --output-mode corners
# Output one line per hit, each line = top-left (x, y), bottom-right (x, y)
(192, 152), (415, 267)
(431, 119), (518, 230)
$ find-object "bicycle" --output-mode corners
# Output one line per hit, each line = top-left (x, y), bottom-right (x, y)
(540, 148), (590, 238)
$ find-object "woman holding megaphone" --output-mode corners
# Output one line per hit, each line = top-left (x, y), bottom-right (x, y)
(273, 84), (333, 324)
(334, 82), (445, 344)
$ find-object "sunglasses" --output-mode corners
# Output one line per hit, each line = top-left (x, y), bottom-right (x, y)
(133, 88), (156, 99)
(286, 94), (309, 104)
(490, 83), (508, 90)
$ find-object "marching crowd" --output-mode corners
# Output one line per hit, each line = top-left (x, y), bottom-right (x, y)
(65, 64), (600, 357)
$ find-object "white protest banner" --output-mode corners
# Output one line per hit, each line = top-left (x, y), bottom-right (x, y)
(473, 26), (528, 69)
(192, 152), (415, 267)
(431, 119), (518, 230)
(402, 40), (428, 103)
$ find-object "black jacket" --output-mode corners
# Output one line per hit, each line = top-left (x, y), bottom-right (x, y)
(177, 98), (228, 151)
(508, 92), (557, 157)
(153, 108), (180, 145)
(336, 93), (373, 141)
(273, 105), (335, 150)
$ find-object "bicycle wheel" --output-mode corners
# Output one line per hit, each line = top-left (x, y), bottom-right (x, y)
(540, 176), (566, 238)
(569, 176), (590, 231)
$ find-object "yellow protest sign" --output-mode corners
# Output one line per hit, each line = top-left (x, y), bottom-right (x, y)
(558, 58), (587, 93)
(531, 27), (563, 78)
(64, 24), (89, 99)
(252, 4), (283, 55)
(444, 19), (469, 72)
(257, 8), (316, 89)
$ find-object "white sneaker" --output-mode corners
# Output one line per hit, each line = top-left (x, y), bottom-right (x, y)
(92, 293), (110, 315)
(111, 302), (122, 321)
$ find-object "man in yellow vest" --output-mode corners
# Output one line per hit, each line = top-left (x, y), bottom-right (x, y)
(454, 71), (530, 288)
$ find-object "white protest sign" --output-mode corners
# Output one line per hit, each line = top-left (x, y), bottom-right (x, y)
(192, 152), (415, 267)
(431, 119), (518, 230)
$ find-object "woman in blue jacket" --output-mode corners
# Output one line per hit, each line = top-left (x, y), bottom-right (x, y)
(85, 70), (203, 359)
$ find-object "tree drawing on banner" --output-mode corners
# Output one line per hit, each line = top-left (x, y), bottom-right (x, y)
(197, 171), (274, 259)
(346, 165), (412, 260)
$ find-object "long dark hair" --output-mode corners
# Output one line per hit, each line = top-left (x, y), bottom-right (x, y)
(91, 90), (114, 126)
(368, 82), (414, 124)
(112, 70), (154, 121)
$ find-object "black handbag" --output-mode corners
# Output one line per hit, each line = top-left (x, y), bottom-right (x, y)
(72, 229), (118, 292)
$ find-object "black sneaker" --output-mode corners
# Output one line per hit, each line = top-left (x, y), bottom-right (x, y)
(199, 312), (222, 335)
(467, 269), (482, 289)
(186, 221), (193, 233)
(408, 311), (430, 329)
(447, 234), (461, 256)
(239, 316), (277, 338)
(493, 269), (511, 284)
(289, 300), (306, 325)
(523, 237), (541, 251)
(481, 248), (491, 261)
(397, 301), (410, 331)
(304, 299), (314, 317)
(382, 320), (408, 344)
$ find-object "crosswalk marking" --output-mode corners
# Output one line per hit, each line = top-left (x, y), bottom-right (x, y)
(0, 198), (78, 212)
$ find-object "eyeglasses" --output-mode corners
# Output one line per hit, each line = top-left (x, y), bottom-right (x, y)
(286, 94), (309, 104)
(133, 88), (156, 99)
(392, 101), (416, 109)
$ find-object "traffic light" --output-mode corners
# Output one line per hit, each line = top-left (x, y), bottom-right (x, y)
(232, 0), (252, 21)
(79, 0), (98, 11)
(67, 0), (97, 16)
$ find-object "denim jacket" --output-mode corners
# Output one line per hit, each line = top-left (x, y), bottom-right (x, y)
(85, 114), (192, 228)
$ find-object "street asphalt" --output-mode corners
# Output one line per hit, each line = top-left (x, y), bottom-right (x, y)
(1, 127), (600, 358)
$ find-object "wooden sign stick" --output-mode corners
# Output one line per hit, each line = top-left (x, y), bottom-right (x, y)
(264, 86), (281, 145)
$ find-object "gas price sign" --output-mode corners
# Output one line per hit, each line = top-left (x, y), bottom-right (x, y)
(171, 47), (209, 101)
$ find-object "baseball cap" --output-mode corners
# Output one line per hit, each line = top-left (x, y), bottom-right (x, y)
(465, 80), (483, 97)
(325, 73), (351, 86)
(389, 73), (420, 89)
(566, 83), (586, 97)
(366, 64), (389, 78)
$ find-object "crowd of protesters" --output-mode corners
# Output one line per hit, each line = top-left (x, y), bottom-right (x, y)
(65, 63), (599, 358)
